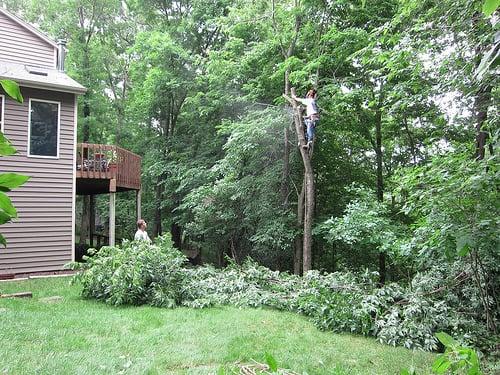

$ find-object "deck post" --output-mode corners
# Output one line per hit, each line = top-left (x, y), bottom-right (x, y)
(109, 192), (116, 246)
(89, 195), (95, 247)
(136, 189), (141, 222)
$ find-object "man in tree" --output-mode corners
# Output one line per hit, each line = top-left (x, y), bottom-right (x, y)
(292, 89), (320, 147)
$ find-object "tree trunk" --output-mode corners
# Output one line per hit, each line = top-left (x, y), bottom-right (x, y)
(403, 117), (417, 164)
(89, 195), (95, 247)
(284, 89), (315, 274)
(171, 222), (182, 249)
(80, 196), (90, 245)
(375, 95), (386, 285)
(294, 179), (305, 275)
(280, 125), (291, 207)
(80, 43), (91, 247)
(303, 169), (315, 273)
(332, 242), (336, 272)
(152, 180), (163, 238)
(230, 237), (239, 264)
(472, 12), (493, 160)
(474, 85), (492, 160)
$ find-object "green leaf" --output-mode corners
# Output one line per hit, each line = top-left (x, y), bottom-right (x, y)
(0, 191), (16, 217)
(432, 355), (451, 374)
(264, 352), (278, 372)
(0, 132), (16, 156)
(0, 80), (23, 103)
(435, 332), (458, 347)
(400, 368), (415, 375)
(475, 40), (499, 80)
(0, 233), (6, 247)
(0, 210), (11, 225)
(482, 0), (500, 16)
(456, 234), (474, 257)
(0, 173), (30, 191)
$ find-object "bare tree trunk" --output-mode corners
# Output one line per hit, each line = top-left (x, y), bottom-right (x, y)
(303, 169), (314, 273)
(471, 250), (497, 333)
(474, 85), (492, 160)
(230, 237), (240, 264)
(80, 42), (91, 247)
(89, 195), (95, 247)
(152, 180), (162, 238)
(171, 222), (182, 249)
(472, 12), (494, 160)
(280, 125), (291, 206)
(374, 93), (386, 285)
(284, 89), (315, 274)
(403, 117), (417, 164)
(294, 179), (305, 275)
(80, 196), (90, 245)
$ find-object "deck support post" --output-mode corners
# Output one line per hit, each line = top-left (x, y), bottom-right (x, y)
(136, 189), (141, 222)
(109, 192), (116, 246)
(89, 195), (95, 247)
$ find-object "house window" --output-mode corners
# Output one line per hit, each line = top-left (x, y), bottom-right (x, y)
(0, 95), (4, 133)
(28, 99), (60, 158)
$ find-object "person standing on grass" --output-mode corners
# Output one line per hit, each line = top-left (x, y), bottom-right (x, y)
(134, 219), (151, 243)
(292, 89), (320, 147)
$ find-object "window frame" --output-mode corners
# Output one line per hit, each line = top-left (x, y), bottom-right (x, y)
(27, 98), (61, 159)
(0, 95), (4, 133)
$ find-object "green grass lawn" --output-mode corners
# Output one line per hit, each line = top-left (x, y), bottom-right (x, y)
(0, 277), (434, 374)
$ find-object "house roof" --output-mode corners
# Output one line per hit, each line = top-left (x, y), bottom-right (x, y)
(0, 7), (86, 95)
(0, 60), (87, 94)
(0, 7), (58, 49)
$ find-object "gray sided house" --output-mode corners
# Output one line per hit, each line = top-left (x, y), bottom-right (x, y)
(0, 7), (86, 274)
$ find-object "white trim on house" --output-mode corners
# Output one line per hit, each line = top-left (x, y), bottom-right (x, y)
(27, 97), (61, 159)
(71, 94), (77, 262)
(0, 60), (87, 94)
(0, 94), (4, 133)
(0, 7), (59, 50)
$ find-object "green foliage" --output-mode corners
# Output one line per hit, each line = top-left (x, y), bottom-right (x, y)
(432, 332), (483, 375)
(397, 150), (498, 261)
(318, 186), (402, 259)
(70, 235), (187, 307)
(265, 352), (278, 372)
(180, 108), (296, 267)
(482, 0), (500, 16)
(0, 79), (23, 103)
(0, 79), (29, 245)
(73, 240), (495, 352)
(0, 169), (29, 246)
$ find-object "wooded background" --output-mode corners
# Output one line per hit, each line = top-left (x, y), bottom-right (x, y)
(5, 0), (497, 292)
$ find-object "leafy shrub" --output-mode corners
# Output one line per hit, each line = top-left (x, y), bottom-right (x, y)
(71, 235), (187, 307)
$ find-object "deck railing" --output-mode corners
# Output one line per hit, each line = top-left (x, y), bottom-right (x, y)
(76, 143), (141, 191)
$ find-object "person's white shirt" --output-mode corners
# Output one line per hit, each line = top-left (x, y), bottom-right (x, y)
(293, 97), (318, 118)
(134, 229), (151, 242)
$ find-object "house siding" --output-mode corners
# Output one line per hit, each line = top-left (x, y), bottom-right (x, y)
(0, 87), (75, 274)
(0, 11), (56, 68)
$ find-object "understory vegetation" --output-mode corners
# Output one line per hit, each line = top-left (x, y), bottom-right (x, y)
(71, 236), (499, 358)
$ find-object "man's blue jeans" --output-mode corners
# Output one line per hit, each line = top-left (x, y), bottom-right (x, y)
(305, 118), (318, 142)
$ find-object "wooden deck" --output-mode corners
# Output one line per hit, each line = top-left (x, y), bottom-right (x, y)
(76, 143), (141, 195)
